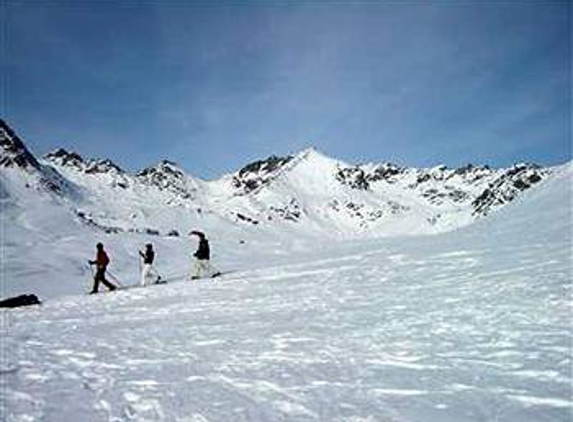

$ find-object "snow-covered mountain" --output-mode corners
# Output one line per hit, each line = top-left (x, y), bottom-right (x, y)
(2, 119), (572, 421)
(0, 120), (77, 197)
(1, 120), (553, 242)
(213, 147), (552, 235)
(2, 130), (571, 421)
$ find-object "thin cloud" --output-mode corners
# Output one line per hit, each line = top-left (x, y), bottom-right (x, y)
(4, 2), (570, 178)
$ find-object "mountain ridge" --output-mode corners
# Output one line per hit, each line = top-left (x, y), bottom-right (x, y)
(1, 119), (559, 238)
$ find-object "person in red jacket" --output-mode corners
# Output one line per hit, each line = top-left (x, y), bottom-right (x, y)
(89, 243), (117, 293)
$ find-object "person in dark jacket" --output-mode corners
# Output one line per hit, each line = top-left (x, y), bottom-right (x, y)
(89, 243), (117, 293)
(139, 243), (161, 286)
(189, 231), (220, 279)
(140, 243), (155, 265)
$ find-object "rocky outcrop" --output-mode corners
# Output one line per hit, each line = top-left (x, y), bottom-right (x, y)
(365, 163), (405, 183)
(0, 119), (40, 170)
(232, 155), (293, 194)
(85, 159), (124, 175)
(336, 167), (369, 190)
(45, 148), (85, 169)
(137, 160), (197, 198)
(46, 148), (124, 175)
(472, 164), (548, 216)
(268, 199), (302, 222)
(1, 120), (73, 195)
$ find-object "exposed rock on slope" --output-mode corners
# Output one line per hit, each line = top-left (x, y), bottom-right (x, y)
(137, 160), (200, 199)
(472, 163), (548, 216)
(1, 119), (41, 170)
(232, 155), (294, 195)
(1, 121), (74, 195)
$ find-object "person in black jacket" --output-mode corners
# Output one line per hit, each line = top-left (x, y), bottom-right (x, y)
(139, 243), (161, 286)
(189, 231), (220, 279)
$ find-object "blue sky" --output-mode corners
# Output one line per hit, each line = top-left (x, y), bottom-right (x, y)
(2, 1), (571, 179)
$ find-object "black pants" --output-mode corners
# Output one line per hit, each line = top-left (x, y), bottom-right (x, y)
(92, 268), (116, 292)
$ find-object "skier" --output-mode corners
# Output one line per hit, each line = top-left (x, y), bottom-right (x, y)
(189, 230), (220, 279)
(88, 243), (117, 294)
(139, 243), (161, 286)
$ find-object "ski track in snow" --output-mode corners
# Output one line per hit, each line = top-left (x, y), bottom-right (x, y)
(1, 236), (571, 422)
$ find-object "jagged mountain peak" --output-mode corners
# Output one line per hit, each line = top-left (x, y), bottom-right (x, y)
(293, 146), (345, 166)
(0, 121), (77, 196)
(362, 162), (406, 184)
(0, 119), (560, 238)
(84, 158), (124, 175)
(0, 119), (40, 170)
(45, 147), (124, 176)
(295, 146), (320, 159)
(238, 154), (293, 177)
(136, 159), (200, 199)
(456, 163), (490, 172)
(231, 153), (295, 194)
(137, 159), (187, 181)
(229, 147), (342, 195)
(45, 148), (85, 169)
(158, 159), (179, 167)
(507, 162), (541, 173)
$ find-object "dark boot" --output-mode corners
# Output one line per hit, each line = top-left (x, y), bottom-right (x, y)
(102, 278), (117, 291)
(91, 278), (100, 294)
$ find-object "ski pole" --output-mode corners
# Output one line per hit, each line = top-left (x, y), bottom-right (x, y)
(152, 265), (163, 281)
(106, 270), (125, 288)
(86, 262), (95, 291)
(138, 252), (142, 278)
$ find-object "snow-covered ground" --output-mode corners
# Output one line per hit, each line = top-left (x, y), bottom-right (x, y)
(1, 163), (571, 421)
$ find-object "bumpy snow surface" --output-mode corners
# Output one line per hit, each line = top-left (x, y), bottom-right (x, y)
(1, 165), (572, 421)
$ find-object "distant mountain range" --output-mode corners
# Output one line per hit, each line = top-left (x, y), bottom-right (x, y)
(0, 119), (555, 239)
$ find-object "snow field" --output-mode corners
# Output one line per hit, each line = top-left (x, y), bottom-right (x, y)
(1, 154), (571, 421)
(2, 223), (571, 421)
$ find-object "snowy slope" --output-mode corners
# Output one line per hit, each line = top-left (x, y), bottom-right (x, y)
(0, 118), (564, 298)
(0, 162), (282, 300)
(206, 148), (552, 238)
(1, 164), (571, 421)
(38, 141), (551, 240)
(0, 116), (555, 301)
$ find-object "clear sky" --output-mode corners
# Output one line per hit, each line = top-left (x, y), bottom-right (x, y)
(2, 1), (571, 179)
